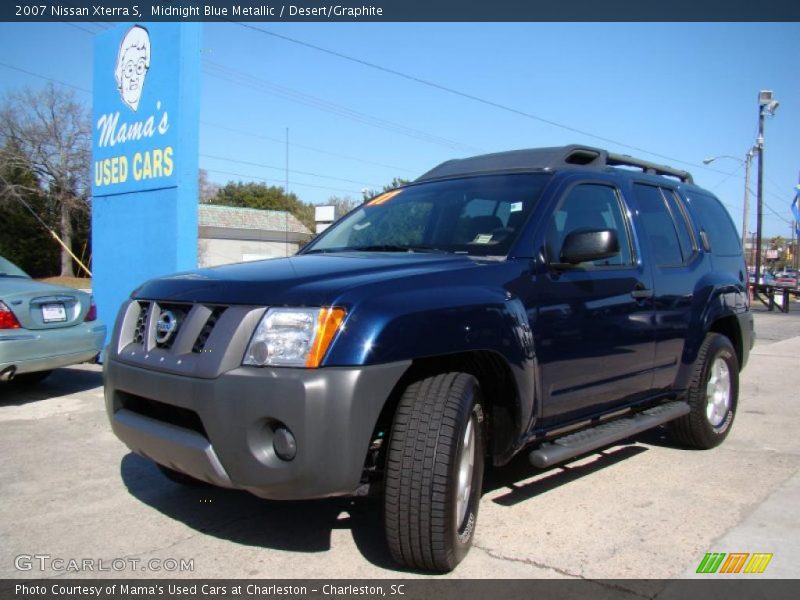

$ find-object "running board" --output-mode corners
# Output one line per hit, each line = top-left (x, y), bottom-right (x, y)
(528, 401), (690, 469)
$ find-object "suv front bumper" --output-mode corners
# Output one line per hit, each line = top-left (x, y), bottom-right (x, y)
(104, 358), (410, 500)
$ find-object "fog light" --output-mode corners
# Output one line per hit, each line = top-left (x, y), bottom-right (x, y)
(273, 426), (297, 461)
(249, 341), (269, 365)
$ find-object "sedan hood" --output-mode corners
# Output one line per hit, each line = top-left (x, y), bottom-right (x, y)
(133, 253), (494, 306)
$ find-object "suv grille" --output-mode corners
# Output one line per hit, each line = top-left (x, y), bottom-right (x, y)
(129, 302), (227, 353)
(134, 302), (150, 345)
(193, 307), (226, 354)
(155, 303), (190, 350)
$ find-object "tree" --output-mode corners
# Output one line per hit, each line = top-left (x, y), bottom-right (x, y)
(209, 181), (315, 232)
(326, 195), (360, 217)
(0, 85), (91, 277)
(0, 140), (59, 277)
(769, 235), (789, 270)
(198, 168), (219, 203)
(361, 177), (411, 201)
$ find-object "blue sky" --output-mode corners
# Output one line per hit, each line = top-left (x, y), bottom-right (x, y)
(0, 21), (798, 239)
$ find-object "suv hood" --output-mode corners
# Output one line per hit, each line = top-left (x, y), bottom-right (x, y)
(133, 253), (497, 306)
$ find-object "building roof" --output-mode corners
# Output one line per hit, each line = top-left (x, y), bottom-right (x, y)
(198, 204), (311, 235)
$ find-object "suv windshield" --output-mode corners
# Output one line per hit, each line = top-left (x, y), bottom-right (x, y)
(303, 173), (550, 257)
(0, 256), (30, 278)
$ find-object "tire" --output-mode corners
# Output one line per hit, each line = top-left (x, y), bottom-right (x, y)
(384, 372), (485, 572)
(156, 464), (209, 487)
(670, 333), (738, 449)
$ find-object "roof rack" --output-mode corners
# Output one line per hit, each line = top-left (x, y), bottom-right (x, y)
(604, 151), (693, 184)
(415, 144), (694, 184)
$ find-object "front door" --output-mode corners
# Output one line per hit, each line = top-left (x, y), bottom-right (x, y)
(532, 180), (656, 427)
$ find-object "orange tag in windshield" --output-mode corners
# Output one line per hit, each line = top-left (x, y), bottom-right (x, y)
(368, 189), (403, 206)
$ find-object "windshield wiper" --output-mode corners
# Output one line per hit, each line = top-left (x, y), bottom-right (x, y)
(350, 244), (449, 253)
(304, 244), (450, 254)
(303, 248), (342, 254)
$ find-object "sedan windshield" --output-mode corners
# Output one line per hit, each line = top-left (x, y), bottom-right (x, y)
(303, 173), (550, 257)
(0, 256), (31, 278)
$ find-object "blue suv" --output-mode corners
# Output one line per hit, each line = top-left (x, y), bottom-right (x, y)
(105, 145), (753, 572)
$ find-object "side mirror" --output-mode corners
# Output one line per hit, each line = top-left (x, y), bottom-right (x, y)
(559, 229), (620, 265)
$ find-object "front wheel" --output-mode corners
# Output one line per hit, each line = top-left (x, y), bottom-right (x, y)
(670, 333), (739, 449)
(384, 372), (485, 572)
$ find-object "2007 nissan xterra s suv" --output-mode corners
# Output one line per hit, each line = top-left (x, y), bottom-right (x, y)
(105, 145), (753, 572)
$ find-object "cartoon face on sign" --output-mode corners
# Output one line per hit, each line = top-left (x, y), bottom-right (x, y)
(115, 25), (151, 112)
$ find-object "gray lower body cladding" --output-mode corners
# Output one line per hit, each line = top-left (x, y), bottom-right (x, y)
(104, 358), (410, 500)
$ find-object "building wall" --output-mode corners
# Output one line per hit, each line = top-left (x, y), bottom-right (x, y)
(198, 238), (299, 267)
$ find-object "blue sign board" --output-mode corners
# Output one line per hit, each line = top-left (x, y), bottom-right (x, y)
(91, 23), (201, 344)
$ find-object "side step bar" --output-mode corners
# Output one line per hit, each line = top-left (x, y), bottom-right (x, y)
(528, 401), (690, 469)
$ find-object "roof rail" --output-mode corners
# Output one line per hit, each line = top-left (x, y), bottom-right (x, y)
(415, 144), (694, 184)
(605, 151), (693, 184)
(559, 146), (694, 183)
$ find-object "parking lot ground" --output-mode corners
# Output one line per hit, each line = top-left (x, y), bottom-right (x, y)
(1, 309), (798, 583)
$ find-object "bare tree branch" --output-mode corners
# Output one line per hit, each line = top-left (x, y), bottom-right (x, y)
(0, 84), (91, 276)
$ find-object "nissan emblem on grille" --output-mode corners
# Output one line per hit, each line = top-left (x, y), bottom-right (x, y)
(155, 310), (178, 344)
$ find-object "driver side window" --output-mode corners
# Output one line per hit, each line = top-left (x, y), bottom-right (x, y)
(545, 183), (633, 267)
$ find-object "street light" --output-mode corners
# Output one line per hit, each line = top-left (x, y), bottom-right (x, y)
(703, 150), (756, 253)
(754, 90), (780, 288)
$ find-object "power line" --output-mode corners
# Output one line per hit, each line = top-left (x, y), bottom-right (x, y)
(204, 60), (483, 153)
(231, 22), (747, 175)
(61, 22), (96, 35)
(0, 61), (413, 187)
(745, 186), (793, 225)
(0, 61), (91, 94)
(709, 164), (745, 191)
(201, 120), (415, 174)
(200, 153), (380, 187)
(203, 168), (362, 195)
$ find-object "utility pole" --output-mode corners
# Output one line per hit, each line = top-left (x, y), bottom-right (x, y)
(795, 174), (800, 270)
(754, 102), (765, 283)
(754, 90), (780, 284)
(285, 126), (289, 257)
(702, 151), (756, 257)
(742, 149), (754, 254)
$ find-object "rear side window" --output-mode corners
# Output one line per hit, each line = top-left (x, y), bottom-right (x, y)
(688, 192), (742, 256)
(661, 188), (696, 260)
(633, 184), (685, 266)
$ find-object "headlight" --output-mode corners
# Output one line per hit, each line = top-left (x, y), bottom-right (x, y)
(243, 307), (346, 368)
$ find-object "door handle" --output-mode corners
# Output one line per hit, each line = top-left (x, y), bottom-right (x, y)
(631, 286), (653, 300)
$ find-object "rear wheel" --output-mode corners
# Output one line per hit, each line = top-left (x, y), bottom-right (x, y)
(384, 372), (485, 572)
(670, 333), (738, 449)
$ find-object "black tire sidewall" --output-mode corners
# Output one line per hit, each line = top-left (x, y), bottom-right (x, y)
(694, 336), (738, 442)
(447, 386), (485, 564)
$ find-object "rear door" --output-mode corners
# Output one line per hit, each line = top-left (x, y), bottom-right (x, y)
(630, 183), (700, 390)
(533, 178), (657, 426)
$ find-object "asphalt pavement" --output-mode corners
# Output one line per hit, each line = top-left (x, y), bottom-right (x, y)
(1, 307), (798, 584)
